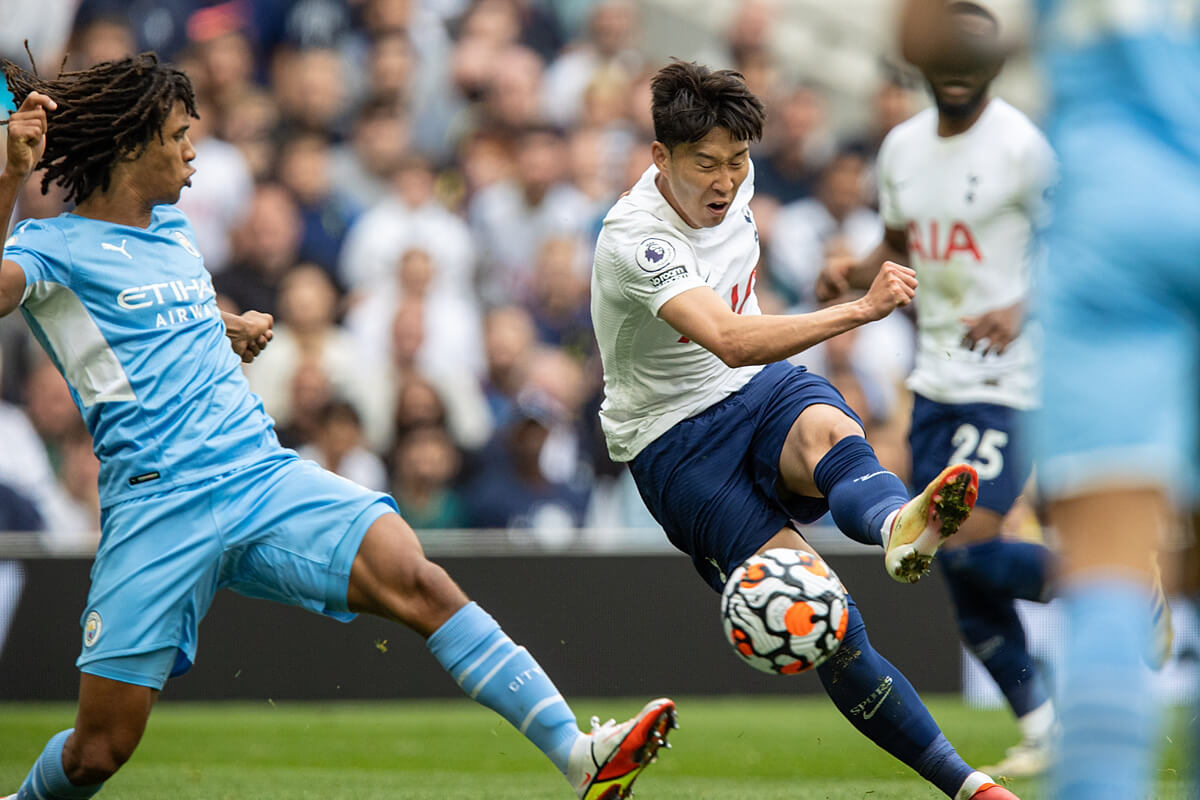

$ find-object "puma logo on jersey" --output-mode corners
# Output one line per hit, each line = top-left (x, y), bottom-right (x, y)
(101, 240), (132, 260)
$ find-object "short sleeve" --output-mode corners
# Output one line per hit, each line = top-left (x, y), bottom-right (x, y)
(1022, 131), (1058, 231)
(609, 229), (707, 315)
(3, 218), (71, 302)
(876, 132), (905, 230)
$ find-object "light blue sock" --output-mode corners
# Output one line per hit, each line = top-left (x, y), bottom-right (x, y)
(1054, 579), (1159, 800)
(427, 602), (581, 773)
(19, 729), (104, 799)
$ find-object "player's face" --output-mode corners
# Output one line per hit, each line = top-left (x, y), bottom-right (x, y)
(652, 128), (749, 228)
(129, 101), (196, 205)
(923, 13), (1001, 120)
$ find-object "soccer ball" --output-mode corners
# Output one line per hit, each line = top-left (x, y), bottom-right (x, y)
(720, 548), (849, 675)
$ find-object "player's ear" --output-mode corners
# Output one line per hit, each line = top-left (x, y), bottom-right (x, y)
(651, 141), (671, 173)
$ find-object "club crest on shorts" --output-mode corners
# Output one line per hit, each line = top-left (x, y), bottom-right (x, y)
(635, 237), (676, 272)
(84, 610), (102, 647)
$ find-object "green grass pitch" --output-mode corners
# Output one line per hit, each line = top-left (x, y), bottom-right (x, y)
(0, 696), (1188, 799)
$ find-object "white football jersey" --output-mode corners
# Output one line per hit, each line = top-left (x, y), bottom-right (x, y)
(878, 98), (1056, 409)
(592, 163), (763, 462)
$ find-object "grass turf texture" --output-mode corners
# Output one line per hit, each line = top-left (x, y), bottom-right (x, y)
(0, 696), (1188, 799)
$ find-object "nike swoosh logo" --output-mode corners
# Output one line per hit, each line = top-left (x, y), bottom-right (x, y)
(862, 680), (894, 720)
(853, 470), (890, 483)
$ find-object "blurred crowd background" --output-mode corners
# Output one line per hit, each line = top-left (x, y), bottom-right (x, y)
(0, 0), (1038, 551)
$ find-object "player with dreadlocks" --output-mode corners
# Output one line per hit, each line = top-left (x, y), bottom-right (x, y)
(0, 53), (675, 800)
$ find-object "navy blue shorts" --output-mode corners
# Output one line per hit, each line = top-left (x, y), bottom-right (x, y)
(629, 362), (862, 593)
(909, 393), (1030, 516)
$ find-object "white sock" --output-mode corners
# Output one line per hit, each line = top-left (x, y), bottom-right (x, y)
(1018, 699), (1056, 744)
(880, 508), (901, 549)
(954, 770), (994, 800)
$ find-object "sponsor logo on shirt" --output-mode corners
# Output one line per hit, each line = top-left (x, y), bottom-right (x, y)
(635, 237), (676, 272)
(649, 265), (687, 288)
(116, 278), (220, 328)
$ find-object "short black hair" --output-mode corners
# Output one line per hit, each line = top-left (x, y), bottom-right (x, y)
(650, 60), (765, 150)
(1, 52), (197, 204)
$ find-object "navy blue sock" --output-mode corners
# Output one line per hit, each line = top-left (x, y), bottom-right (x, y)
(811, 436), (910, 548)
(939, 553), (1050, 719)
(816, 597), (972, 797)
(938, 539), (1054, 602)
(18, 729), (104, 799)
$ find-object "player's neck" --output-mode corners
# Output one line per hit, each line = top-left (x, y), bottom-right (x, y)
(73, 178), (158, 229)
(937, 96), (991, 138)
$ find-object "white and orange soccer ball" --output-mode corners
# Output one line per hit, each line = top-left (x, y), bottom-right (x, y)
(720, 548), (849, 675)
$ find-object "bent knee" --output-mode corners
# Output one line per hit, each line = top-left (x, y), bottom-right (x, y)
(64, 733), (136, 785)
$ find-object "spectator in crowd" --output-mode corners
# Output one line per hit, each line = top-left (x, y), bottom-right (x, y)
(768, 149), (884, 310)
(0, 482), (42, 533)
(23, 357), (80, 474)
(215, 182), (303, 317)
(390, 424), (468, 530)
(543, 0), (643, 128)
(189, 20), (259, 117)
(63, 12), (136, 70)
(245, 263), (390, 452)
(525, 236), (594, 360)
(523, 346), (594, 491)
(274, 130), (361, 281)
(174, 95), (255, 275)
(845, 73), (920, 199)
(47, 425), (102, 550)
(754, 83), (836, 204)
(272, 355), (335, 450)
(329, 95), (412, 209)
(480, 305), (537, 431)
(270, 44), (352, 138)
(346, 246), (486, 388)
(362, 29), (417, 108)
(297, 399), (389, 492)
(339, 154), (477, 315)
(0, 355), (99, 547)
(469, 124), (592, 304)
(464, 389), (590, 536)
(383, 297), (492, 451)
(212, 86), (282, 181)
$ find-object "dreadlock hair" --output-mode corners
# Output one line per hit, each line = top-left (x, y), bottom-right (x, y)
(1, 52), (197, 205)
(650, 60), (765, 151)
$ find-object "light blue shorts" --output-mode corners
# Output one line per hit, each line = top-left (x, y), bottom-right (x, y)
(78, 451), (397, 688)
(1033, 121), (1200, 505)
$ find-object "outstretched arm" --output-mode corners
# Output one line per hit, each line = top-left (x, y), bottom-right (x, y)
(222, 310), (274, 363)
(0, 91), (56, 318)
(659, 260), (917, 368)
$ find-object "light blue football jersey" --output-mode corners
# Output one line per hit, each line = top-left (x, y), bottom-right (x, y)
(1036, 0), (1200, 164)
(6, 205), (281, 506)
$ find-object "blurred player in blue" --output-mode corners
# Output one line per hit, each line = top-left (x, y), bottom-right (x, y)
(901, 2), (1200, 799)
(817, 2), (1059, 778)
(0, 54), (674, 800)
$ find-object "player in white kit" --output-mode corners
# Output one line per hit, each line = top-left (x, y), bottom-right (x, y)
(815, 2), (1059, 777)
(592, 58), (1019, 800)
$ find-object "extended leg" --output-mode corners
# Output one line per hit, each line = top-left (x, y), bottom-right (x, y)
(346, 512), (674, 799)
